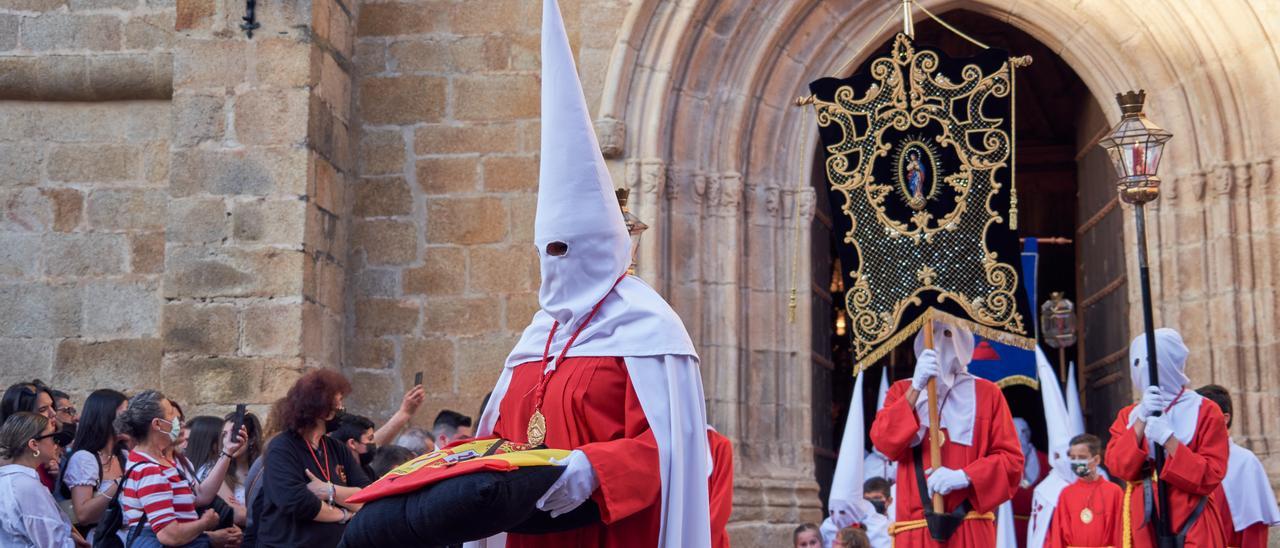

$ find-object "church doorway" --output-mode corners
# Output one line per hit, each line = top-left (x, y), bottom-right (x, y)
(809, 10), (1131, 506)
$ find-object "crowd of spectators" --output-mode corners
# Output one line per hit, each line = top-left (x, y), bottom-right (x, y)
(0, 375), (474, 548)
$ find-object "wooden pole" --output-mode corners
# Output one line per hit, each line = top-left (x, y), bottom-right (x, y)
(1058, 346), (1067, 385)
(924, 320), (944, 513)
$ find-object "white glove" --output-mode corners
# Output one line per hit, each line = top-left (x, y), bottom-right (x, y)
(1136, 386), (1167, 420)
(1144, 414), (1175, 445)
(911, 349), (940, 391)
(828, 498), (874, 530)
(926, 467), (970, 497)
(536, 450), (599, 518)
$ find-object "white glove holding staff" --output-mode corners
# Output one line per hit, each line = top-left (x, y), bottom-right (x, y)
(911, 349), (940, 391)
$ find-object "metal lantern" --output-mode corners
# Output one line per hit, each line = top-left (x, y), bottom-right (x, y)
(1040, 292), (1077, 349)
(1097, 90), (1172, 205)
(616, 188), (648, 275)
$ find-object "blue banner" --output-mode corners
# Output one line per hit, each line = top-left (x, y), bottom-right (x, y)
(969, 238), (1040, 388)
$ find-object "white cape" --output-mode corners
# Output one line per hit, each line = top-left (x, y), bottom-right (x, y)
(473, 277), (711, 547)
(1222, 441), (1280, 531)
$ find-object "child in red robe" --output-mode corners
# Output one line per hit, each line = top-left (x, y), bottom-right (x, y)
(1047, 434), (1123, 548)
(1105, 329), (1229, 548)
(870, 322), (1024, 547)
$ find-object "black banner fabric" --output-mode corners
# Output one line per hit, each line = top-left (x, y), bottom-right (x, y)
(809, 34), (1034, 372)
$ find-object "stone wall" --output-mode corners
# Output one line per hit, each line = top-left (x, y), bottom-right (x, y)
(1, 0), (174, 398)
(343, 0), (630, 425)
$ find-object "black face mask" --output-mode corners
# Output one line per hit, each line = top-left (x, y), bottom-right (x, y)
(325, 409), (347, 433)
(867, 498), (888, 515)
(359, 443), (377, 466)
(58, 422), (77, 446)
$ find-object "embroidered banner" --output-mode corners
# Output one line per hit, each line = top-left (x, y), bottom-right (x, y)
(809, 33), (1035, 373)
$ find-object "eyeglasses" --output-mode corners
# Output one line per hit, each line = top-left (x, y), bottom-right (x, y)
(56, 406), (77, 417)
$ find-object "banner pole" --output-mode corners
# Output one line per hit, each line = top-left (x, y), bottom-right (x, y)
(924, 320), (944, 513)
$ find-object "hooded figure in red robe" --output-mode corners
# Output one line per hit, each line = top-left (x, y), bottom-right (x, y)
(467, 2), (711, 546)
(1105, 328), (1229, 548)
(1010, 416), (1049, 547)
(870, 321), (1024, 547)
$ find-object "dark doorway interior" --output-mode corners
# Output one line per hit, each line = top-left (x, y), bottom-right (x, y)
(810, 9), (1126, 507)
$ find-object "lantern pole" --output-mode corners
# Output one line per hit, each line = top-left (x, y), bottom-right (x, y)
(1099, 89), (1173, 541)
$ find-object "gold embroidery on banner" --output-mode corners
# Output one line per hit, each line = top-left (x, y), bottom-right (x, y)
(814, 34), (1031, 372)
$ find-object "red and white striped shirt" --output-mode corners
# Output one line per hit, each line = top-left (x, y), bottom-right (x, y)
(121, 450), (199, 533)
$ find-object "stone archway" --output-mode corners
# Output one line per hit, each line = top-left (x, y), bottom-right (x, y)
(596, 0), (1280, 541)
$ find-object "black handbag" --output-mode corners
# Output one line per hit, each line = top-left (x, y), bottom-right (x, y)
(92, 461), (147, 548)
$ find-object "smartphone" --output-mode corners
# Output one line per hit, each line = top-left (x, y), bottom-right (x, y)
(232, 404), (247, 441)
(414, 372), (424, 387)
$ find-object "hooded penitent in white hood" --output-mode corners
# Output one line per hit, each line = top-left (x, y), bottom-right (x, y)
(909, 321), (977, 446)
(1126, 328), (1204, 447)
(1027, 347), (1077, 548)
(823, 371), (890, 548)
(472, 2), (711, 546)
(1012, 417), (1040, 488)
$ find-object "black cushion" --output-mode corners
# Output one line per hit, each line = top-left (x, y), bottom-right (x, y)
(339, 466), (600, 548)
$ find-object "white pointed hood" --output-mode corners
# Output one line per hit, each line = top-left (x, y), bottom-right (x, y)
(1127, 328), (1203, 446)
(534, 0), (631, 329)
(1026, 347), (1076, 548)
(1065, 361), (1086, 437)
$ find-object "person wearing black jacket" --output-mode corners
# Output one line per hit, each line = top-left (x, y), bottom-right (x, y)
(247, 370), (369, 548)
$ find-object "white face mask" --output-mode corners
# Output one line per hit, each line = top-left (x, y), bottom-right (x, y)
(159, 418), (181, 443)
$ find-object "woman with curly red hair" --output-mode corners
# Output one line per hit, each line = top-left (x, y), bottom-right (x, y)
(245, 369), (369, 548)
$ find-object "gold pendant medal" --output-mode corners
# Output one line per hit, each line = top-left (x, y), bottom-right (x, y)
(1080, 507), (1093, 524)
(527, 409), (547, 447)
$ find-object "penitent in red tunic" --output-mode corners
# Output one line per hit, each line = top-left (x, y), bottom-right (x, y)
(1012, 449), (1049, 547)
(1046, 477), (1124, 548)
(1212, 484), (1269, 548)
(493, 355), (660, 547)
(870, 379), (1024, 548)
(1105, 401), (1229, 548)
(707, 429), (734, 548)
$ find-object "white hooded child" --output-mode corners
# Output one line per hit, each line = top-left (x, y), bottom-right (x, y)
(469, 1), (712, 547)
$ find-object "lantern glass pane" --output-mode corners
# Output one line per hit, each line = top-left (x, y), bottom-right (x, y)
(1144, 140), (1164, 176)
(1106, 146), (1129, 178)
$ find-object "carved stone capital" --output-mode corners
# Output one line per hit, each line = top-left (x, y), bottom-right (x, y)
(797, 187), (816, 221)
(1250, 159), (1273, 191)
(594, 117), (626, 159)
(640, 160), (667, 195)
(1210, 164), (1234, 196)
(764, 186), (782, 217)
(718, 172), (744, 215)
(1188, 172), (1207, 201)
(1233, 163), (1252, 191)
(692, 172), (709, 205)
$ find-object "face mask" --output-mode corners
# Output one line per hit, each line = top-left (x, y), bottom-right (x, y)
(58, 422), (77, 444)
(360, 443), (377, 466)
(867, 498), (887, 515)
(1069, 459), (1091, 478)
(325, 409), (347, 433)
(160, 418), (182, 443)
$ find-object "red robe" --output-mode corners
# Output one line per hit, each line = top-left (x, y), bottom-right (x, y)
(708, 430), (734, 548)
(1212, 485), (1270, 548)
(1105, 401), (1229, 548)
(870, 379), (1023, 547)
(1046, 477), (1124, 548)
(1012, 450), (1050, 547)
(493, 356), (660, 547)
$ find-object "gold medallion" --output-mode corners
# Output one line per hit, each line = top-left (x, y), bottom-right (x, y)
(527, 409), (547, 447)
(1080, 507), (1093, 524)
